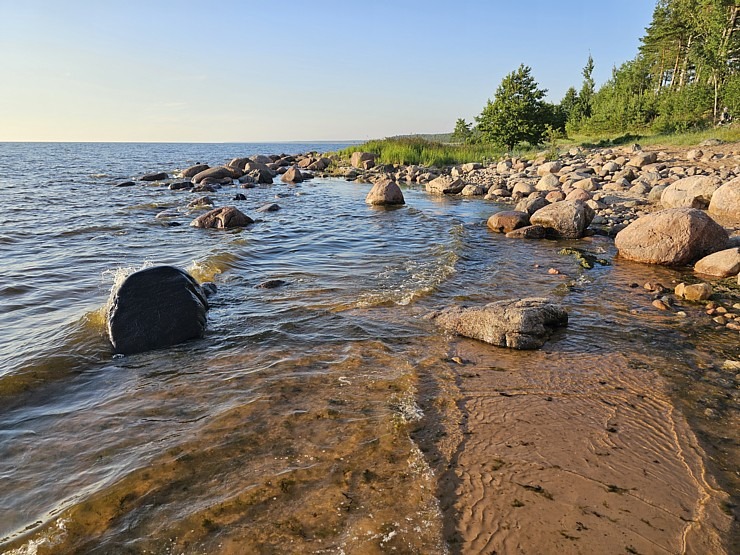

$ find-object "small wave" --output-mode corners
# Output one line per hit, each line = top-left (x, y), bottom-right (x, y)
(352, 229), (462, 309)
(187, 252), (240, 283)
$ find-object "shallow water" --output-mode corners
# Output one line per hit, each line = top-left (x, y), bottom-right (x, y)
(0, 143), (737, 553)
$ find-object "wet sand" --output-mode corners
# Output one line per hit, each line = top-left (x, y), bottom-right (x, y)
(414, 339), (733, 554)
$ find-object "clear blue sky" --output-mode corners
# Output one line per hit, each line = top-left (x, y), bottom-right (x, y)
(0, 0), (655, 142)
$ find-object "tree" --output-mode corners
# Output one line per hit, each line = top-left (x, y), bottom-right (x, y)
(450, 118), (473, 143)
(476, 64), (549, 150)
(567, 55), (596, 132)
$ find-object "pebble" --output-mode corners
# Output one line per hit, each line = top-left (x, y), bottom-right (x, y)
(652, 299), (670, 311)
(548, 268), (560, 275)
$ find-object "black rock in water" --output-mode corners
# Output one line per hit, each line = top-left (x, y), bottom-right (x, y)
(107, 266), (208, 355)
(116, 181), (136, 187)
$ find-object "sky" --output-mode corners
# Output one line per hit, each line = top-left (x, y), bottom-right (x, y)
(0, 0), (655, 142)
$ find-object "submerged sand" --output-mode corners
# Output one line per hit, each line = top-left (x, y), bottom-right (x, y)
(414, 339), (733, 554)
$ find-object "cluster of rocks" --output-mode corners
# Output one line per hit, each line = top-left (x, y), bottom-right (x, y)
(336, 141), (739, 344)
(335, 142), (740, 237)
(124, 152), (338, 229)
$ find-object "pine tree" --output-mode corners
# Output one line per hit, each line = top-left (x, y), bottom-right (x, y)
(476, 64), (549, 150)
(451, 118), (473, 143)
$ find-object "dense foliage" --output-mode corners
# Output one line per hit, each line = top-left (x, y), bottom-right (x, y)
(475, 65), (550, 150)
(456, 0), (738, 143)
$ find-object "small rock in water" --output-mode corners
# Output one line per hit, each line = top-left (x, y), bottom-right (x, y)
(233, 193), (247, 201)
(116, 181), (136, 187)
(675, 282), (712, 301)
(652, 299), (671, 311)
(256, 279), (287, 289)
(257, 203), (281, 213)
(548, 268), (560, 275)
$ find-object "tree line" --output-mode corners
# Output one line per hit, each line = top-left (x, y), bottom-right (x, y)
(452, 0), (739, 150)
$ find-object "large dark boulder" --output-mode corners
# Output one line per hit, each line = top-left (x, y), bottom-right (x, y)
(426, 298), (568, 350)
(107, 266), (208, 355)
(141, 172), (168, 182)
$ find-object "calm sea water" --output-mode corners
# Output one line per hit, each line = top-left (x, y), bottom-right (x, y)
(0, 142), (736, 553)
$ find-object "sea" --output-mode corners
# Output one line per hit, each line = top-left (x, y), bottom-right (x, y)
(0, 142), (736, 553)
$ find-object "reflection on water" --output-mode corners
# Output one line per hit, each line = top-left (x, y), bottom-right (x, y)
(0, 143), (737, 553)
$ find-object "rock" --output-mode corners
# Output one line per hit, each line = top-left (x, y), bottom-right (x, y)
(281, 166), (304, 184)
(515, 196), (548, 216)
(536, 173), (561, 191)
(505, 225), (547, 239)
(228, 158), (251, 171)
(545, 191), (566, 203)
(537, 161), (562, 176)
(191, 166), (237, 184)
(708, 177), (740, 220)
(365, 179), (405, 205)
(426, 176), (466, 194)
(573, 177), (599, 192)
(461, 184), (487, 196)
(497, 160), (512, 173)
(351, 152), (376, 169)
(614, 208), (729, 265)
(181, 164), (210, 178)
(648, 184), (668, 202)
(694, 247), (740, 277)
(565, 188), (591, 202)
(248, 168), (274, 184)
(686, 149), (703, 161)
(660, 176), (722, 209)
(700, 139), (722, 147)
(116, 181), (136, 187)
(190, 206), (253, 229)
(487, 211), (530, 233)
(461, 162), (482, 172)
(675, 282), (713, 301)
(256, 279), (287, 289)
(256, 203), (281, 213)
(233, 193), (246, 201)
(530, 200), (595, 239)
(627, 152), (657, 168)
(307, 157), (330, 171)
(141, 172), (168, 182)
(169, 181), (191, 191)
(107, 266), (208, 355)
(652, 299), (671, 311)
(427, 298), (568, 350)
(187, 196), (213, 208)
(512, 181), (537, 196)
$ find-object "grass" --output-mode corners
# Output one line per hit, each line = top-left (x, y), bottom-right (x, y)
(339, 137), (534, 167)
(336, 124), (740, 168)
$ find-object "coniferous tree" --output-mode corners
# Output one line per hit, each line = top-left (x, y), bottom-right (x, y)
(476, 64), (549, 150)
(450, 118), (473, 143)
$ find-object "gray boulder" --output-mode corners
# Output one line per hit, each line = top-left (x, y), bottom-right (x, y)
(615, 208), (729, 265)
(365, 179), (405, 205)
(107, 266), (208, 355)
(530, 200), (595, 239)
(427, 298), (568, 350)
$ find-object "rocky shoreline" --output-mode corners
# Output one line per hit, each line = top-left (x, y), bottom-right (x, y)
(125, 140), (739, 344)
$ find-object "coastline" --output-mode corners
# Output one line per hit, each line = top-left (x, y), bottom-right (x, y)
(1, 140), (738, 554)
